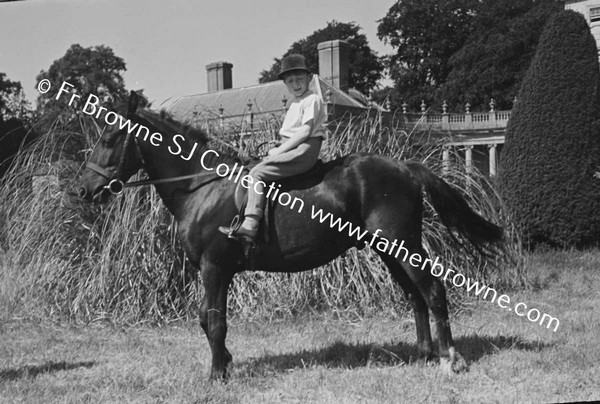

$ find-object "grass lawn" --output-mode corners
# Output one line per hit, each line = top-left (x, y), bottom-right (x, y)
(1, 249), (599, 403)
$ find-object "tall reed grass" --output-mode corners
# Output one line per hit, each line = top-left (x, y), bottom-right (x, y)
(0, 109), (522, 324)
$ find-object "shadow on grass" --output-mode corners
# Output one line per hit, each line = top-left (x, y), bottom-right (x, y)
(456, 334), (550, 363)
(235, 340), (420, 378)
(0, 360), (96, 381)
(235, 334), (551, 377)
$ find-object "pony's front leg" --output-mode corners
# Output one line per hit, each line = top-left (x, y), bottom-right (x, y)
(199, 258), (233, 380)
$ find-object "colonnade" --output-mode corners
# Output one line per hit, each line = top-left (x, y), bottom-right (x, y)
(442, 142), (500, 177)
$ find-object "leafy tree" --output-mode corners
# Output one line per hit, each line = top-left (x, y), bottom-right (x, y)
(0, 73), (31, 121)
(0, 74), (36, 180)
(439, 0), (561, 111)
(498, 10), (600, 249)
(376, 0), (562, 112)
(377, 0), (480, 110)
(36, 44), (127, 117)
(259, 21), (383, 95)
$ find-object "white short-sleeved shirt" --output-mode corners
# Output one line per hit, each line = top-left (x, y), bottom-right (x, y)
(279, 90), (327, 140)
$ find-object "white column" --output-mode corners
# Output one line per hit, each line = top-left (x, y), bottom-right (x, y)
(488, 144), (497, 177)
(465, 145), (473, 175)
(442, 147), (450, 173)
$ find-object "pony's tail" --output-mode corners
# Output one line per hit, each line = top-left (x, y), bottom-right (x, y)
(406, 162), (504, 250)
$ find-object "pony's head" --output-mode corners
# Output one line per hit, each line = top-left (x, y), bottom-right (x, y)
(79, 91), (145, 203)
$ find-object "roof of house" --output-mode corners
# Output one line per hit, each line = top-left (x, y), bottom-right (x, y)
(155, 75), (375, 125)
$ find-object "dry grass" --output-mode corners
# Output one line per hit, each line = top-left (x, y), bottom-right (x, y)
(0, 110), (520, 324)
(0, 249), (597, 403)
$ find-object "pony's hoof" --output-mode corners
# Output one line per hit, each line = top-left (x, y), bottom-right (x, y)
(417, 342), (434, 360)
(209, 369), (229, 382)
(439, 350), (468, 375)
(452, 352), (469, 373)
(209, 353), (233, 382)
(440, 356), (455, 376)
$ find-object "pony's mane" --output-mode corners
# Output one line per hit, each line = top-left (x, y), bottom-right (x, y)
(138, 109), (249, 166)
(137, 109), (211, 145)
(99, 107), (245, 166)
(100, 107), (209, 147)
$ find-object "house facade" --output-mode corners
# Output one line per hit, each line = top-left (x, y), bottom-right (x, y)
(157, 40), (380, 142)
(565, 0), (600, 62)
(156, 38), (508, 177)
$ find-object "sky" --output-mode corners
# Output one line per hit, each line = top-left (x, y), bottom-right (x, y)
(0, 0), (395, 106)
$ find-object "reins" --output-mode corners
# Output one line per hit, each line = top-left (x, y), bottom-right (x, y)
(86, 121), (228, 196)
(122, 170), (224, 189)
(86, 157), (225, 195)
(85, 110), (268, 197)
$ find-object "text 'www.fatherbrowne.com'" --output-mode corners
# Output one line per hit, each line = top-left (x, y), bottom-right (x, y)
(309, 205), (560, 333)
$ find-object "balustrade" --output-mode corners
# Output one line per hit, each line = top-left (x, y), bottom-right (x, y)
(401, 99), (512, 133)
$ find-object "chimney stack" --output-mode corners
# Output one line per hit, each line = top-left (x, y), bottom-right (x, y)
(206, 61), (233, 92)
(317, 40), (349, 92)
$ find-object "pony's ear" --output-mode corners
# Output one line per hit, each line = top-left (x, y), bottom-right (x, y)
(127, 91), (139, 116)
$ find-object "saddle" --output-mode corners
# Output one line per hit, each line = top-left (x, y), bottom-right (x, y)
(226, 159), (327, 270)
(228, 159), (325, 243)
(233, 159), (325, 211)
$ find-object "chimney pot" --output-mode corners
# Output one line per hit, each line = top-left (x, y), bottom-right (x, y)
(206, 61), (233, 92)
(317, 40), (350, 92)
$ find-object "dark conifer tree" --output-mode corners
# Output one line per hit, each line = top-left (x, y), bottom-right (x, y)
(498, 10), (600, 248)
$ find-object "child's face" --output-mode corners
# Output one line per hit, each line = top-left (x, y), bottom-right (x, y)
(283, 72), (311, 98)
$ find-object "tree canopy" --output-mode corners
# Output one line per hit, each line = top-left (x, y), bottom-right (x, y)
(377, 0), (479, 110)
(439, 0), (562, 111)
(498, 10), (600, 249)
(376, 0), (561, 111)
(36, 44), (127, 117)
(259, 21), (384, 95)
(0, 73), (30, 122)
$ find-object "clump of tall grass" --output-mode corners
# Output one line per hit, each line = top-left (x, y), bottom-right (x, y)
(0, 111), (197, 324)
(0, 108), (522, 325)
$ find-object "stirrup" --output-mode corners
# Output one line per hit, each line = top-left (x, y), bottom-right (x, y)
(227, 215), (243, 236)
(218, 215), (257, 242)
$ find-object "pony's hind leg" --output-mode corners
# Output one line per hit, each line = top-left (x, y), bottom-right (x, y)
(377, 253), (434, 360)
(378, 242), (466, 374)
(408, 247), (467, 374)
(199, 257), (234, 380)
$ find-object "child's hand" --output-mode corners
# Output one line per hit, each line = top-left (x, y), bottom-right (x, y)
(268, 147), (281, 157)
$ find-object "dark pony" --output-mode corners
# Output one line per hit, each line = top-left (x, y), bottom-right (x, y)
(80, 92), (503, 379)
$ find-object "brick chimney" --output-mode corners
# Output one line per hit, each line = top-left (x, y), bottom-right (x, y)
(206, 61), (233, 92)
(317, 40), (349, 92)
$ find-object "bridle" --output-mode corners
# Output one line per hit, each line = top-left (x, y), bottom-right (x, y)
(85, 114), (224, 196)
